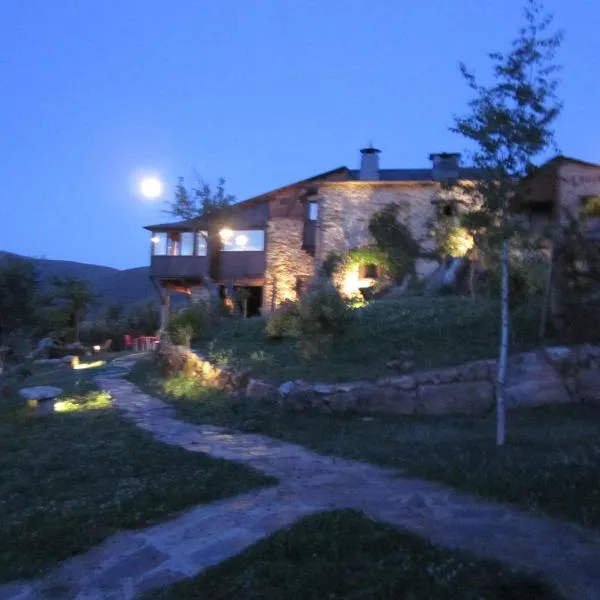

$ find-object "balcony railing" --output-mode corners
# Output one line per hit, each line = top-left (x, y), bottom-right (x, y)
(150, 255), (208, 279)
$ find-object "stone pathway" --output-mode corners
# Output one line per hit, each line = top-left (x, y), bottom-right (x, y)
(3, 355), (600, 599)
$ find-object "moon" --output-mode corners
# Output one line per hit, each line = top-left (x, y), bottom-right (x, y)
(140, 177), (163, 199)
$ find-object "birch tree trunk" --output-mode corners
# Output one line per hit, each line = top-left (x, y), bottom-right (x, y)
(496, 237), (510, 447)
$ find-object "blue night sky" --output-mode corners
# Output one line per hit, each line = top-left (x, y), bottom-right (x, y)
(1, 0), (598, 269)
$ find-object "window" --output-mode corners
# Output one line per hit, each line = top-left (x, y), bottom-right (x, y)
(442, 204), (455, 217)
(196, 232), (208, 256)
(181, 232), (194, 256)
(166, 234), (180, 256)
(151, 232), (168, 256)
(360, 264), (378, 279)
(222, 229), (265, 252)
(308, 201), (318, 221)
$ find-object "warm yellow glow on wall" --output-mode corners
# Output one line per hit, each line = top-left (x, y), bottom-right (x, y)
(452, 229), (475, 257)
(340, 264), (375, 299)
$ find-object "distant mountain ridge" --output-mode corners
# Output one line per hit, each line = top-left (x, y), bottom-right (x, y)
(0, 251), (154, 311)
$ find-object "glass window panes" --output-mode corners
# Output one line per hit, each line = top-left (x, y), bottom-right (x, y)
(181, 232), (194, 256)
(222, 230), (265, 252)
(309, 202), (318, 221)
(152, 232), (167, 255)
(196, 232), (208, 256)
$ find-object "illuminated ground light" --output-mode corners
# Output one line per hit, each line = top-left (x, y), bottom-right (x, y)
(341, 265), (375, 298)
(93, 344), (101, 352)
(72, 360), (106, 370)
(54, 391), (112, 412)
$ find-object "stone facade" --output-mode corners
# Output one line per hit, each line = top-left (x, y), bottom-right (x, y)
(315, 182), (476, 282)
(264, 217), (315, 312)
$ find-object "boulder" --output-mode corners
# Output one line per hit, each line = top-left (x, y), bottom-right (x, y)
(504, 351), (571, 408)
(417, 381), (494, 415)
(357, 386), (416, 415)
(245, 379), (277, 399)
(575, 370), (600, 405)
(544, 346), (574, 374)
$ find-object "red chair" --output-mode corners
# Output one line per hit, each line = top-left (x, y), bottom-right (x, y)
(124, 334), (133, 350)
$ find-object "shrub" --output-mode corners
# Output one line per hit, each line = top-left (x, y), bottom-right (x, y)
(167, 302), (211, 343)
(296, 278), (352, 357)
(169, 323), (194, 347)
(265, 301), (301, 339)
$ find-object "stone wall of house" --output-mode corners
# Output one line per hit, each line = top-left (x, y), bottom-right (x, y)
(316, 182), (476, 280)
(264, 217), (315, 312)
(558, 162), (600, 224)
(166, 344), (600, 417)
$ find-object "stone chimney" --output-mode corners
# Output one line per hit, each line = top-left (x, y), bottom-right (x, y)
(430, 152), (460, 180)
(359, 145), (381, 181)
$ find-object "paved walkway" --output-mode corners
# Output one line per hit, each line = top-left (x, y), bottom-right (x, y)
(3, 355), (600, 599)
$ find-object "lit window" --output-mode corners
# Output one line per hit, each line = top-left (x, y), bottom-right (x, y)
(360, 264), (378, 279)
(181, 232), (194, 256)
(222, 229), (265, 252)
(167, 235), (180, 256)
(309, 202), (318, 221)
(151, 232), (168, 256)
(196, 232), (208, 256)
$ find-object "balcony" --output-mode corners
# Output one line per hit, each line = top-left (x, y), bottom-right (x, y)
(219, 251), (266, 282)
(150, 255), (208, 279)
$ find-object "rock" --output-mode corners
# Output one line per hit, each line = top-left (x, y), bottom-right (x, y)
(459, 360), (490, 381)
(544, 346), (574, 373)
(314, 384), (335, 395)
(376, 376), (416, 390)
(278, 381), (295, 396)
(505, 351), (571, 408)
(19, 386), (64, 401)
(356, 386), (416, 415)
(386, 359), (415, 372)
(417, 381), (494, 415)
(245, 379), (277, 399)
(438, 367), (460, 384)
(386, 359), (404, 370)
(575, 370), (600, 405)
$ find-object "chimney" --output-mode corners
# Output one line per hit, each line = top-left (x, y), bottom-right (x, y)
(359, 145), (381, 180)
(430, 152), (460, 180)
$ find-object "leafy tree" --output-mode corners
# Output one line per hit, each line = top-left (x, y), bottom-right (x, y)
(369, 204), (420, 282)
(164, 175), (235, 221)
(126, 302), (160, 336)
(105, 303), (124, 324)
(0, 257), (39, 344)
(452, 0), (562, 446)
(50, 277), (97, 342)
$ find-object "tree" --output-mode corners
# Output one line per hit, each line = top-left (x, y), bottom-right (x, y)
(369, 204), (420, 283)
(164, 175), (235, 221)
(0, 257), (39, 345)
(50, 277), (97, 342)
(452, 0), (562, 446)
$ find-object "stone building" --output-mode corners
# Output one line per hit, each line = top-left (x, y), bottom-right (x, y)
(145, 147), (485, 322)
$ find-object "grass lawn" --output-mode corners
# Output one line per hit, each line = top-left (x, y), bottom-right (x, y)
(0, 359), (274, 583)
(145, 510), (559, 600)
(193, 297), (543, 383)
(130, 357), (600, 530)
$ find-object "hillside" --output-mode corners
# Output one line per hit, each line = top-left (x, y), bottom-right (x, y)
(0, 251), (154, 310)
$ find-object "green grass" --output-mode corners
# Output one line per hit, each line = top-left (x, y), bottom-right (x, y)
(145, 510), (559, 600)
(0, 361), (275, 582)
(130, 358), (600, 530)
(194, 297), (543, 383)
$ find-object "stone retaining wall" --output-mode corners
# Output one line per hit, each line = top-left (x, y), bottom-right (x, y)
(161, 344), (600, 417)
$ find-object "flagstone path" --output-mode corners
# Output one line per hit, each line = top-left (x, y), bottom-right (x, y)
(2, 355), (600, 599)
